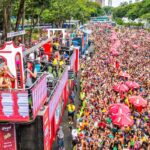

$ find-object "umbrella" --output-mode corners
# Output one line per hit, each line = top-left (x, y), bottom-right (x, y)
(132, 45), (138, 49)
(113, 83), (129, 93)
(109, 103), (130, 115)
(111, 50), (120, 56)
(111, 113), (134, 127)
(119, 71), (131, 78)
(125, 81), (140, 89)
(129, 96), (147, 107)
(110, 48), (116, 51)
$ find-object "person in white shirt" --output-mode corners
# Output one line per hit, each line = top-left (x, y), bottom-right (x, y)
(57, 126), (65, 150)
(71, 128), (78, 147)
(29, 53), (35, 61)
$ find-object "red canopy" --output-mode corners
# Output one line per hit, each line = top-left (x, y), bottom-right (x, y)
(113, 83), (129, 93)
(125, 81), (140, 89)
(109, 103), (130, 115)
(111, 113), (133, 127)
(129, 96), (147, 107)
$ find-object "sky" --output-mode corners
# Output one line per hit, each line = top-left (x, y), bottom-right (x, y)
(110, 0), (138, 7)
(112, 0), (129, 7)
(112, 0), (128, 7)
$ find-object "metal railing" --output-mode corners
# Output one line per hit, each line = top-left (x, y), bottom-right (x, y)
(47, 66), (68, 103)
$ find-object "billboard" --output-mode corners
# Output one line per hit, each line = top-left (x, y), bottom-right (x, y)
(0, 124), (17, 150)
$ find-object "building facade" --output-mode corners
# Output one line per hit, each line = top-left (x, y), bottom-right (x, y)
(108, 0), (112, 6)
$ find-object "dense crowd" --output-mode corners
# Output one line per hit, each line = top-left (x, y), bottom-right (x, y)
(75, 24), (150, 150)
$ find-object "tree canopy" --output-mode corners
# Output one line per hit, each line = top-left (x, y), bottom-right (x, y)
(112, 0), (150, 21)
(0, 0), (103, 42)
(41, 0), (103, 26)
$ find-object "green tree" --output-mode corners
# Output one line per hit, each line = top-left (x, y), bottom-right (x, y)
(103, 6), (113, 16)
(126, 2), (142, 20)
(112, 0), (150, 22)
(113, 5), (129, 19)
(1, 0), (13, 40)
(41, 0), (103, 26)
(120, 2), (128, 6)
(24, 0), (50, 42)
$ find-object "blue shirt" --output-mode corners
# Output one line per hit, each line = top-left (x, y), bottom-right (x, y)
(63, 53), (69, 59)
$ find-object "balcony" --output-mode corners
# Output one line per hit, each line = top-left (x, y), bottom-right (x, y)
(0, 73), (47, 122)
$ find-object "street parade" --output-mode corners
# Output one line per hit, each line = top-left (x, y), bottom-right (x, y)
(0, 0), (150, 150)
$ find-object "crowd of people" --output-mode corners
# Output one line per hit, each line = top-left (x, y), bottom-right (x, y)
(75, 24), (150, 150)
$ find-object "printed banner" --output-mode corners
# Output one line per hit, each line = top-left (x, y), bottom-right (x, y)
(70, 51), (76, 69)
(7, 30), (25, 38)
(75, 48), (79, 72)
(0, 124), (16, 150)
(49, 68), (68, 120)
(0, 91), (29, 122)
(32, 75), (47, 119)
(43, 107), (50, 150)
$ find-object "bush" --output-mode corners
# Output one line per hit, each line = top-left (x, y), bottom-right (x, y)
(116, 18), (124, 25)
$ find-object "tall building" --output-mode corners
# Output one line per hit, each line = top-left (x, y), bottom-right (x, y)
(108, 0), (112, 6)
(101, 0), (105, 7)
(97, 0), (103, 5)
(129, 0), (132, 4)
(89, 0), (106, 7)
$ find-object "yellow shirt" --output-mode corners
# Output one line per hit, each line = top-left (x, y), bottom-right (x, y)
(125, 98), (129, 106)
(142, 137), (146, 142)
(125, 126), (130, 132)
(53, 42), (59, 49)
(80, 92), (85, 100)
(59, 60), (64, 66)
(53, 59), (58, 66)
(67, 104), (75, 113)
(102, 108), (106, 113)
